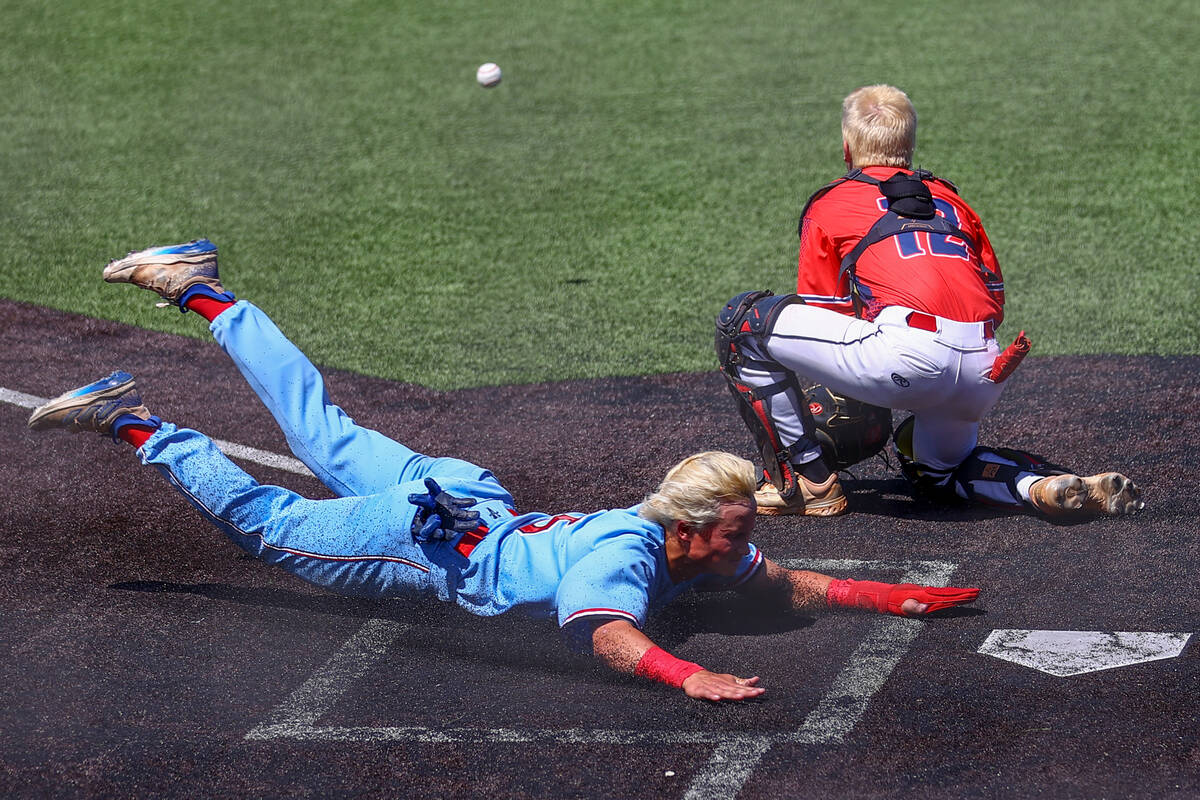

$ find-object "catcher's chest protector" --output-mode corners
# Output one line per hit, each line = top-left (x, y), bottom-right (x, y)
(800, 169), (997, 318)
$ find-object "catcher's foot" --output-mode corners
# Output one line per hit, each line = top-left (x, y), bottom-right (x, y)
(102, 239), (224, 307)
(28, 371), (156, 439)
(755, 473), (848, 517)
(1028, 472), (1144, 518)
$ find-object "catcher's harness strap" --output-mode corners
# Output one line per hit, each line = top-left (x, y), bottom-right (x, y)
(799, 168), (999, 319)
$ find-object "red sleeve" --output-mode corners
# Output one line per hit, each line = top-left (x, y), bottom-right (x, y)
(797, 217), (854, 314)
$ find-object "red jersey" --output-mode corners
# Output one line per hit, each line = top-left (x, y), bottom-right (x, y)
(797, 166), (1004, 325)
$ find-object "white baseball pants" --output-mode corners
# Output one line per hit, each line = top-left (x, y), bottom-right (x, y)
(736, 304), (1006, 475)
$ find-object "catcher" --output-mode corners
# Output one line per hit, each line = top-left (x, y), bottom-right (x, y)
(716, 84), (1144, 519)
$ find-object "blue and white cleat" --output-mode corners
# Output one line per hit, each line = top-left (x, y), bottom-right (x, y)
(28, 371), (156, 438)
(102, 239), (224, 307)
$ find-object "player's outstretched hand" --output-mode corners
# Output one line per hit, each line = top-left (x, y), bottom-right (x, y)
(682, 670), (765, 702)
(892, 584), (979, 616)
(828, 578), (980, 616)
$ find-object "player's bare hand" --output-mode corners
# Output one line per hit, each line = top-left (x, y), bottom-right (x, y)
(900, 597), (929, 615)
(681, 670), (765, 702)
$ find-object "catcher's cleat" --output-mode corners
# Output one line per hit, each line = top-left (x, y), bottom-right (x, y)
(28, 371), (156, 439)
(102, 239), (224, 307)
(1027, 472), (1145, 518)
(754, 473), (848, 517)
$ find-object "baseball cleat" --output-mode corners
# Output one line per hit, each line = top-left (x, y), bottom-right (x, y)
(102, 239), (223, 306)
(754, 473), (848, 517)
(28, 371), (154, 438)
(1028, 472), (1145, 518)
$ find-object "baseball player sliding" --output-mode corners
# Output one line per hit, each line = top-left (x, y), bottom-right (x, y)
(717, 84), (1144, 519)
(29, 239), (978, 702)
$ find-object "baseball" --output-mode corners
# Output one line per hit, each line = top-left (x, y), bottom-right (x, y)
(476, 62), (502, 88)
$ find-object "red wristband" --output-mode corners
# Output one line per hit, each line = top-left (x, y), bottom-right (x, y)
(634, 646), (705, 688)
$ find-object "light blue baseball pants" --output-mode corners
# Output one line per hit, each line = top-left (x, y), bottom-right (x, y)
(137, 301), (513, 600)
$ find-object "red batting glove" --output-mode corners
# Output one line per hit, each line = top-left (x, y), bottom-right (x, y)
(826, 579), (979, 616)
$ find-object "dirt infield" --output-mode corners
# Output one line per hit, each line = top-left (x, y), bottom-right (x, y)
(1, 297), (1196, 799)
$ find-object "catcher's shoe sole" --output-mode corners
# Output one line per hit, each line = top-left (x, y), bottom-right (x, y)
(102, 239), (222, 304)
(28, 371), (150, 435)
(754, 475), (849, 517)
(755, 496), (849, 517)
(1031, 472), (1144, 517)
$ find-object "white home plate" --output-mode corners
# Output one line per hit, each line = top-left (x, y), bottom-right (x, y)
(978, 630), (1192, 677)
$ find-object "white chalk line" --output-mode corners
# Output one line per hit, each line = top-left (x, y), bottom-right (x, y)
(244, 560), (957, 800)
(1, 385), (313, 477)
(4, 384), (955, 799)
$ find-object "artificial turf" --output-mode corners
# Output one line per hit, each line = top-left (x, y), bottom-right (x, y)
(2, 0), (1196, 389)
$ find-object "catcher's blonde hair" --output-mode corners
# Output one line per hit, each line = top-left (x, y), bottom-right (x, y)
(639, 451), (756, 530)
(842, 84), (917, 168)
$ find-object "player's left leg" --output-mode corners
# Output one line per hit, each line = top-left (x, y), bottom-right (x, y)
(209, 300), (498, 497)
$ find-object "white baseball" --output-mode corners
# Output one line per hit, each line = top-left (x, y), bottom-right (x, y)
(476, 62), (502, 88)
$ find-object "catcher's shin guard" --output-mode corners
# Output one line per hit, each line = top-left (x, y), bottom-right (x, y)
(951, 446), (1072, 509)
(715, 290), (811, 500)
(894, 416), (1072, 507)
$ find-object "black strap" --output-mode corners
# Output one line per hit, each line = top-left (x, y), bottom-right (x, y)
(798, 168), (992, 318)
(798, 167), (966, 235)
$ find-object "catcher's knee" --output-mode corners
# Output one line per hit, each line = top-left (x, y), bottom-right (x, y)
(714, 290), (805, 370)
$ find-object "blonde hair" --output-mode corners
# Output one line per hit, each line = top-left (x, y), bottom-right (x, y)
(841, 84), (917, 168)
(638, 451), (756, 530)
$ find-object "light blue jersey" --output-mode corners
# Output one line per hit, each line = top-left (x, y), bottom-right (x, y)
(140, 301), (762, 631)
(459, 504), (762, 628)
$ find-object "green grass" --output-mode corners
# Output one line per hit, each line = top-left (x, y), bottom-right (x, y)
(2, 0), (1197, 389)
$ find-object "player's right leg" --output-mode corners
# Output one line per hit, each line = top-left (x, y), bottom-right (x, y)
(101, 239), (496, 498)
(208, 300), (494, 496)
(896, 415), (1144, 517)
(29, 373), (446, 600)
